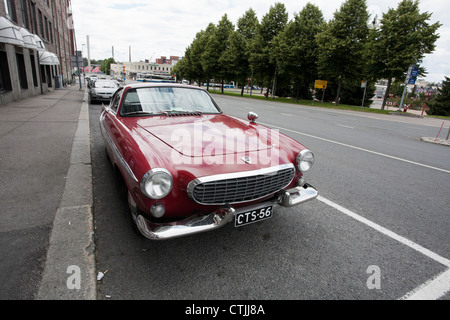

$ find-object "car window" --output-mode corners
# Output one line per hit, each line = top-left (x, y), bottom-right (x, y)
(95, 80), (118, 88)
(110, 88), (123, 113)
(120, 87), (221, 116)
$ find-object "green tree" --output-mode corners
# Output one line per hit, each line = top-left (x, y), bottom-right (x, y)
(191, 24), (216, 85)
(249, 3), (288, 98)
(222, 30), (248, 94)
(202, 15), (234, 93)
(274, 3), (325, 101)
(231, 8), (259, 96)
(174, 23), (218, 86)
(100, 57), (115, 75)
(172, 46), (192, 82)
(316, 0), (370, 105)
(367, 0), (441, 109)
(427, 77), (450, 116)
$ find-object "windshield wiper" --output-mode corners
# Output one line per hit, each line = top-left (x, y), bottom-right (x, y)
(123, 111), (155, 117)
(161, 110), (203, 116)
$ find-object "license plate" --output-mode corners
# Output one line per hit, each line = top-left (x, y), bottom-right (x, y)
(235, 204), (273, 227)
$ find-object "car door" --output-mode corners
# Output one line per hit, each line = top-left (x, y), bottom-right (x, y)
(101, 88), (124, 163)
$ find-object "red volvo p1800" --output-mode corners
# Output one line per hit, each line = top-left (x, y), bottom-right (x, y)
(99, 83), (318, 240)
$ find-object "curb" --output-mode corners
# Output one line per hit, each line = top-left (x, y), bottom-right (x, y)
(36, 88), (96, 300)
(388, 111), (424, 118)
(420, 137), (450, 147)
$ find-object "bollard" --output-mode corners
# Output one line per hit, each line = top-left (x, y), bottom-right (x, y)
(435, 122), (444, 141)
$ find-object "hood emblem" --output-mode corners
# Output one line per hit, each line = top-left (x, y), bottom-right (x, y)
(241, 156), (252, 164)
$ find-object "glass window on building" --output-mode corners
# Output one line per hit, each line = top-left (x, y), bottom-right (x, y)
(44, 16), (49, 40)
(0, 51), (13, 91)
(29, 1), (37, 34)
(19, 0), (29, 29)
(29, 54), (38, 87)
(38, 10), (43, 38)
(16, 53), (28, 89)
(4, 0), (18, 22)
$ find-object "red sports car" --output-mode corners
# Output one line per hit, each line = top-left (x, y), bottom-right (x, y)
(99, 83), (317, 240)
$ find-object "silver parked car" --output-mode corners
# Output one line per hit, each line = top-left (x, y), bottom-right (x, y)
(89, 80), (120, 104)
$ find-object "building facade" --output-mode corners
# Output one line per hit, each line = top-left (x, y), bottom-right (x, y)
(0, 0), (75, 104)
(110, 56), (182, 81)
(155, 56), (180, 65)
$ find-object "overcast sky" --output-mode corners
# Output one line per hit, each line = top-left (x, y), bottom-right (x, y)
(71, 0), (449, 83)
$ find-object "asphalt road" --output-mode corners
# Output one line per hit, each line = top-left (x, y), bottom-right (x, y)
(89, 93), (450, 301)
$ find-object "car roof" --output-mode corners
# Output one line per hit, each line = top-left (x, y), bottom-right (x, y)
(123, 83), (206, 91)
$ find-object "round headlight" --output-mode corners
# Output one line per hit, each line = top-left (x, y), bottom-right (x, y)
(140, 168), (173, 199)
(297, 150), (314, 172)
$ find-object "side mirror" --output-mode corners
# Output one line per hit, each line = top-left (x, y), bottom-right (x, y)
(247, 112), (258, 123)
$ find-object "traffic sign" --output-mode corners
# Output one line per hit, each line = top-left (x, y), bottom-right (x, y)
(405, 64), (419, 85)
(315, 80), (327, 89)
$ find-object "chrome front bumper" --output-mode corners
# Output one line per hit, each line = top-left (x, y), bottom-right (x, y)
(135, 184), (318, 240)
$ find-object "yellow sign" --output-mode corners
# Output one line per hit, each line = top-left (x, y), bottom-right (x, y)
(315, 80), (327, 89)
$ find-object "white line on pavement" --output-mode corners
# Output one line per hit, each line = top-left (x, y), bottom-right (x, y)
(261, 122), (450, 174)
(336, 124), (354, 129)
(317, 196), (450, 268)
(317, 195), (450, 300)
(400, 268), (450, 300)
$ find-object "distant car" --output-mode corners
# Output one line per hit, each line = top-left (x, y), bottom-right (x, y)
(86, 75), (98, 87)
(99, 83), (318, 240)
(89, 80), (119, 104)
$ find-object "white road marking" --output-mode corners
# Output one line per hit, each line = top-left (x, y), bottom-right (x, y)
(400, 268), (450, 300)
(336, 124), (354, 129)
(317, 195), (450, 299)
(219, 97), (450, 298)
(281, 113), (294, 117)
(260, 122), (450, 174)
(317, 196), (450, 268)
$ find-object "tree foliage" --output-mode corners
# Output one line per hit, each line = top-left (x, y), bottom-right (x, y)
(100, 57), (116, 75)
(427, 77), (450, 116)
(316, 0), (370, 105)
(274, 3), (324, 101)
(367, 0), (442, 109)
(173, 0), (441, 107)
(250, 3), (288, 98)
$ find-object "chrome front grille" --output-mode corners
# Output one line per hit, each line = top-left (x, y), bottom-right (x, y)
(188, 164), (295, 205)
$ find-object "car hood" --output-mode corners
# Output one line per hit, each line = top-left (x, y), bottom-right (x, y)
(136, 114), (274, 157)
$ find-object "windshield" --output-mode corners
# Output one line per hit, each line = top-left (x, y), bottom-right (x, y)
(95, 81), (118, 88)
(120, 87), (221, 116)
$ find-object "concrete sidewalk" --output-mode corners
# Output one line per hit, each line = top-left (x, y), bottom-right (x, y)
(0, 84), (95, 299)
(36, 86), (96, 300)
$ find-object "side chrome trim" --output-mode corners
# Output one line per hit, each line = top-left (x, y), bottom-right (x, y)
(100, 120), (138, 183)
(187, 163), (295, 205)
